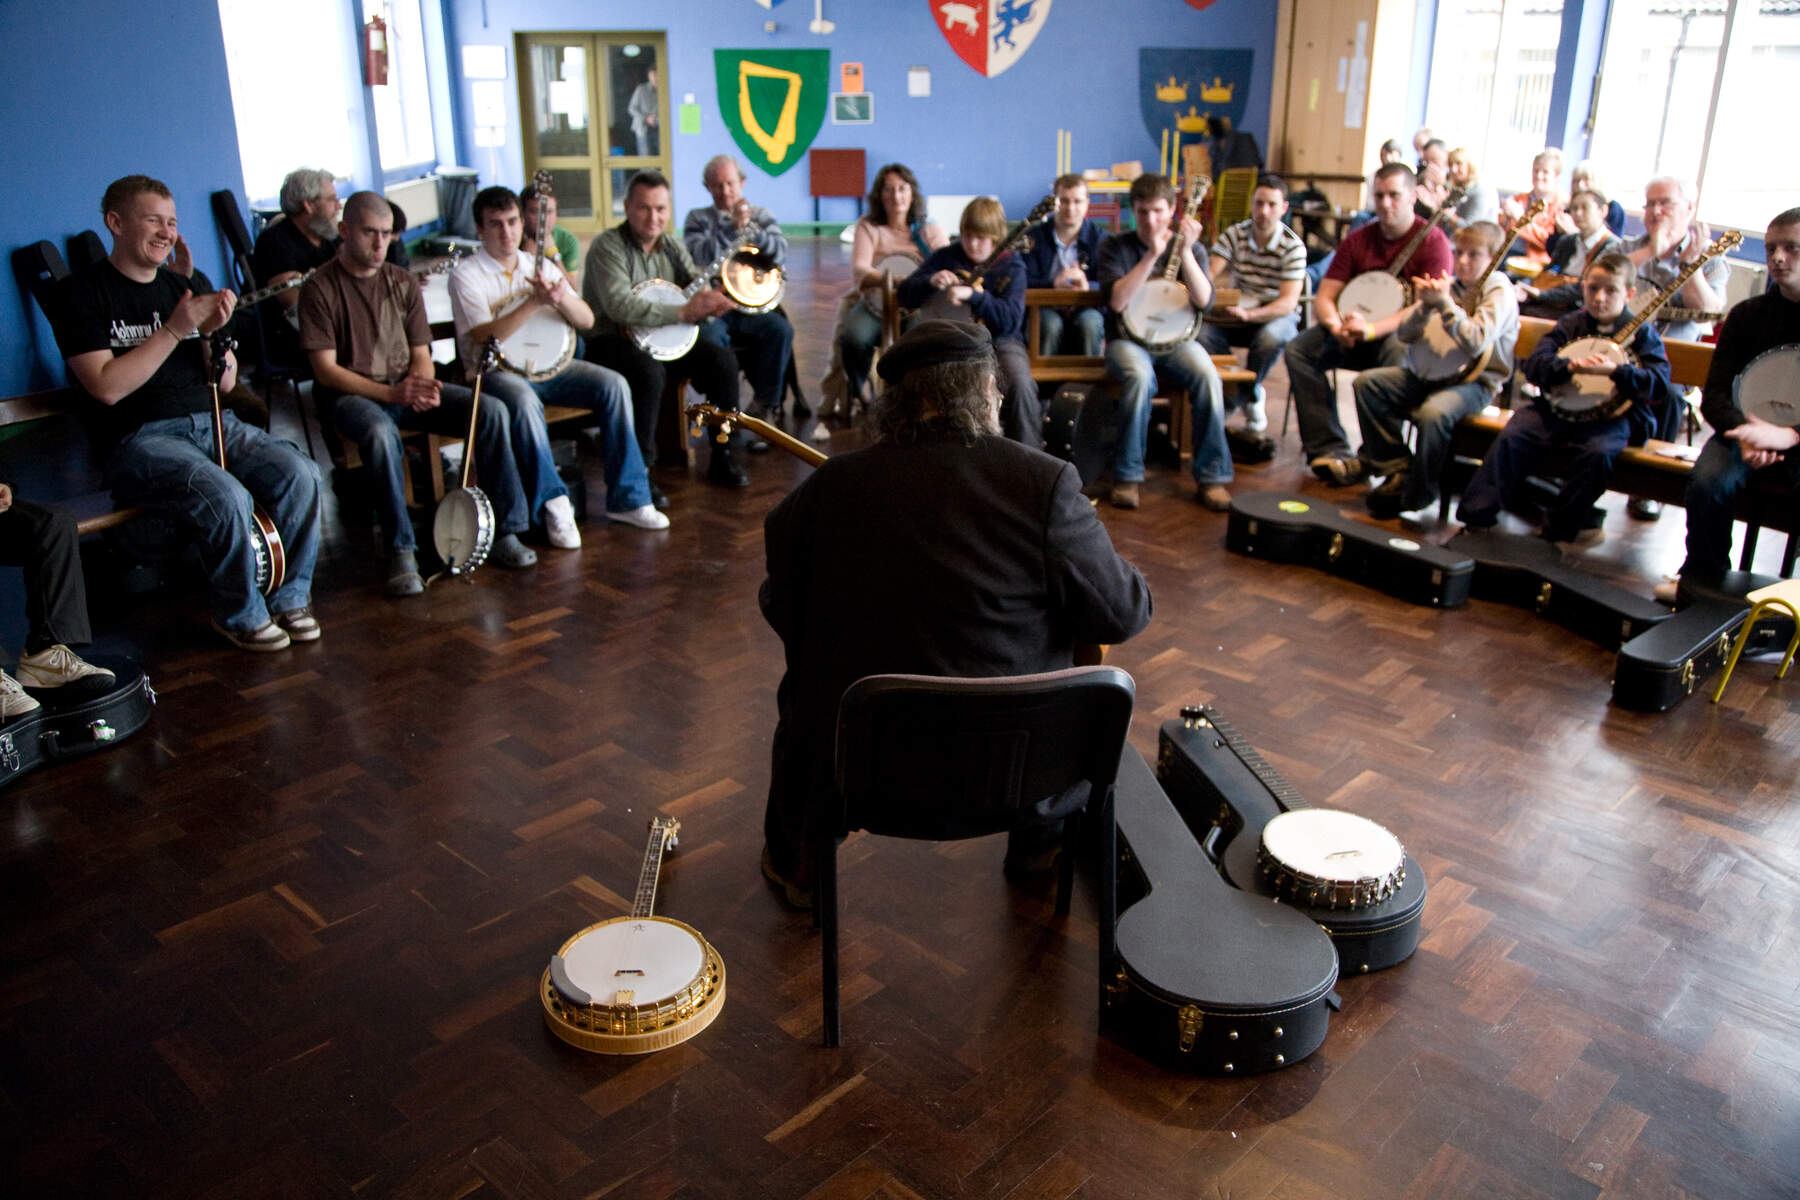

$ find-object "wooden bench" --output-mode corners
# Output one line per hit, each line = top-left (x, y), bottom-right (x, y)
(1447, 317), (1797, 572)
(0, 388), (142, 535)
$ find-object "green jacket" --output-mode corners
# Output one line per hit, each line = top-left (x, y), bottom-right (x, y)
(581, 224), (697, 338)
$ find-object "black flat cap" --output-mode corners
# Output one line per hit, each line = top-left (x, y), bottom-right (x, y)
(876, 319), (995, 383)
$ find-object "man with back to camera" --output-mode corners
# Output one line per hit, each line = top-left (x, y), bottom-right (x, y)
(756, 320), (1152, 907)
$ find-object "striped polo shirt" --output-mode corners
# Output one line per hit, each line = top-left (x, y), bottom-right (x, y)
(1210, 219), (1306, 307)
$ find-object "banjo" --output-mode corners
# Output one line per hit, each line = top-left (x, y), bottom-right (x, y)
(1121, 177), (1212, 353)
(493, 170), (578, 381)
(865, 250), (924, 317)
(430, 338), (498, 579)
(1335, 184), (1466, 325)
(540, 816), (727, 1055)
(915, 194), (1054, 324)
(627, 231), (784, 362)
(206, 329), (286, 596)
(1548, 230), (1741, 422)
(1410, 196), (1544, 386)
(1735, 344), (1800, 428)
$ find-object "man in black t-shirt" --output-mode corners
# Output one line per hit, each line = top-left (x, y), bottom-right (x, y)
(250, 167), (341, 367)
(53, 174), (324, 652)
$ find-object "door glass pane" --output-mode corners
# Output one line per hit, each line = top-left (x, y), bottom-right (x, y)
(547, 168), (594, 221)
(1588, 2), (1725, 205)
(608, 43), (661, 158)
(608, 167), (636, 223)
(1701, 8), (1800, 229)
(529, 42), (592, 160)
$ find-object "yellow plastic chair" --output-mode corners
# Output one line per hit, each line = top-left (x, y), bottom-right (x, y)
(1710, 579), (1800, 702)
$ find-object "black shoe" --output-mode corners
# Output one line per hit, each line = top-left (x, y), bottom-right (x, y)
(1365, 471), (1410, 518)
(707, 450), (751, 489)
(648, 482), (670, 510)
(760, 847), (813, 910)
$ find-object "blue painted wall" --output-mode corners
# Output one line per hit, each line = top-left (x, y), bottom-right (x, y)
(443, 0), (1278, 227)
(0, 1), (249, 398)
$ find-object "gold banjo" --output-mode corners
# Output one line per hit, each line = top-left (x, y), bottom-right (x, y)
(540, 816), (726, 1055)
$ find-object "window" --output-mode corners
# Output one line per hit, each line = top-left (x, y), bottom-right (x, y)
(1424, 1), (1566, 189)
(218, 0), (358, 202)
(363, 0), (437, 172)
(1587, 2), (1800, 229)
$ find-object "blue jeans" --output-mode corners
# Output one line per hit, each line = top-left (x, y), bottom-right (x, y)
(1039, 306), (1105, 358)
(1105, 338), (1228, 484)
(1283, 322), (1408, 459)
(1457, 402), (1631, 540)
(707, 309), (794, 413)
(481, 362), (652, 515)
(106, 411), (321, 632)
(1198, 312), (1301, 392)
(1681, 434), (1800, 579)
(325, 385), (529, 552)
(1353, 367), (1492, 502)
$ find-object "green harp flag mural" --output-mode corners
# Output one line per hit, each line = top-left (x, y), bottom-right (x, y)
(713, 49), (830, 176)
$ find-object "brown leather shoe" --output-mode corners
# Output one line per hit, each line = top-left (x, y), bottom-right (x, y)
(1196, 484), (1233, 512)
(1109, 482), (1140, 509)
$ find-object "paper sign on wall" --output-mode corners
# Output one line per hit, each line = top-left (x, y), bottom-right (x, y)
(841, 62), (863, 93)
(908, 66), (930, 97)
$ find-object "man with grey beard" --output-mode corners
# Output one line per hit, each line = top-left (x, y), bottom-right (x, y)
(251, 167), (342, 368)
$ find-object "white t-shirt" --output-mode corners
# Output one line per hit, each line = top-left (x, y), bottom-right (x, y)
(448, 246), (571, 366)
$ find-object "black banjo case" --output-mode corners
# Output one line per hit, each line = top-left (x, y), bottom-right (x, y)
(0, 658), (155, 790)
(1613, 572), (1795, 711)
(1449, 528), (1670, 649)
(1227, 492), (1474, 608)
(1107, 743), (1339, 1075)
(1157, 707), (1427, 975)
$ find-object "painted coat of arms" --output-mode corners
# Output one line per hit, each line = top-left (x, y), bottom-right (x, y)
(929, 0), (1052, 78)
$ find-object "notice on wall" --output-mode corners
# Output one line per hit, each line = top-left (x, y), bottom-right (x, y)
(472, 80), (506, 128)
(908, 66), (931, 97)
(841, 62), (864, 93)
(462, 44), (506, 80)
(832, 93), (873, 124)
(680, 102), (701, 135)
(1344, 22), (1369, 131)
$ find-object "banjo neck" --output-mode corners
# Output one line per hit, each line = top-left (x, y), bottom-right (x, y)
(1462, 197), (1544, 317)
(1161, 176), (1212, 283)
(1384, 185), (1465, 280)
(962, 194), (1054, 291)
(632, 817), (681, 918)
(1609, 230), (1742, 347)
(206, 328), (236, 471)
(1181, 705), (1307, 812)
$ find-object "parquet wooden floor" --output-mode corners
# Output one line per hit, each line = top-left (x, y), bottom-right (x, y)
(3, 237), (1798, 1199)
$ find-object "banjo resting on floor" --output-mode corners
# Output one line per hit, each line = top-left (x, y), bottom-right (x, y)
(540, 816), (727, 1054)
(430, 338), (499, 580)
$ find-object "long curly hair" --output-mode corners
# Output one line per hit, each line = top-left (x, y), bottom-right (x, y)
(868, 163), (927, 229)
(874, 359), (1000, 445)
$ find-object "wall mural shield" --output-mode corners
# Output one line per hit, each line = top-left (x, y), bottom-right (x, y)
(929, 0), (1053, 78)
(1138, 47), (1252, 146)
(713, 49), (829, 176)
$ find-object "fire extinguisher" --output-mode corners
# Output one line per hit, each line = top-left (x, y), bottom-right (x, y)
(364, 14), (389, 86)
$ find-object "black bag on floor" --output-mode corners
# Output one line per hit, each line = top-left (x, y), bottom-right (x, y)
(1, 658), (155, 791)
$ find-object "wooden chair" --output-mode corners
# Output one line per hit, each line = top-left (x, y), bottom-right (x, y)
(816, 665), (1136, 1047)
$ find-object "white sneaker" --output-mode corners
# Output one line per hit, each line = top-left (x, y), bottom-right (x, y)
(543, 494), (581, 549)
(15, 644), (116, 689)
(1244, 384), (1268, 433)
(607, 503), (670, 531)
(1, 670), (41, 720)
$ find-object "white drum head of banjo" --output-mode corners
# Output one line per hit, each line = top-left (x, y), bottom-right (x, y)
(542, 914), (727, 1054)
(1123, 277), (1201, 350)
(1259, 808), (1406, 910)
(432, 486), (493, 575)
(1337, 272), (1408, 322)
(629, 278), (700, 360)
(1735, 345), (1800, 428)
(719, 248), (784, 313)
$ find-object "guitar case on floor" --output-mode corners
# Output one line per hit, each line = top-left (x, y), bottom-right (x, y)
(1156, 707), (1426, 976)
(1108, 742), (1339, 1075)
(1226, 492), (1474, 608)
(1041, 382), (1115, 486)
(1448, 529), (1671, 649)
(0, 658), (155, 790)
(1613, 571), (1795, 711)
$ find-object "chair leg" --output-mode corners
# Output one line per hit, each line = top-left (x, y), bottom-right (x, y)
(1097, 785), (1117, 1025)
(785, 355), (810, 417)
(1740, 520), (1762, 572)
(1784, 531), (1797, 577)
(818, 840), (841, 1048)
(1055, 817), (1078, 917)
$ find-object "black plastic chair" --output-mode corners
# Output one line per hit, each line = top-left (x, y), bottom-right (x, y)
(210, 189), (313, 455)
(818, 665), (1136, 1047)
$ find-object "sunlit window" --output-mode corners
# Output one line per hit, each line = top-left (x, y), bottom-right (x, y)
(1423, 1), (1566, 190)
(218, 0), (358, 203)
(363, 0), (437, 172)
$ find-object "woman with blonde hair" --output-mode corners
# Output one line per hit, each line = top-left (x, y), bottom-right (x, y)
(1446, 148), (1498, 227)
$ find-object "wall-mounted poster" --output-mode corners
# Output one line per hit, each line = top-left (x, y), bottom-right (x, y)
(831, 93), (873, 124)
(713, 49), (830, 175)
(929, 0), (1053, 78)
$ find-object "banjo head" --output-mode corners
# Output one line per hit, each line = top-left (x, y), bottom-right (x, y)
(628, 278), (700, 361)
(1548, 336), (1630, 421)
(866, 252), (922, 315)
(542, 915), (727, 1055)
(1338, 271), (1409, 323)
(1122, 277), (1202, 352)
(719, 248), (785, 313)
(496, 308), (576, 382)
(432, 486), (494, 575)
(1258, 809), (1406, 910)
(1735, 345), (1800, 428)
